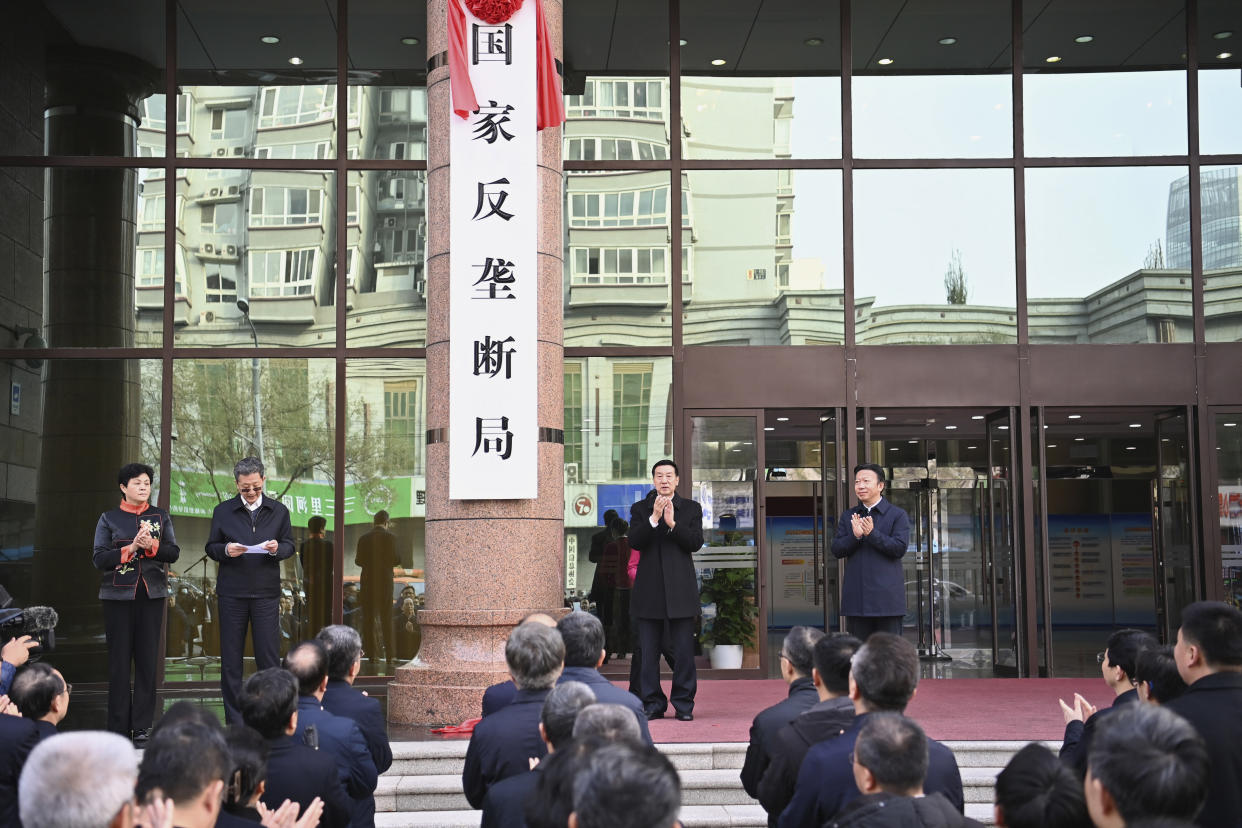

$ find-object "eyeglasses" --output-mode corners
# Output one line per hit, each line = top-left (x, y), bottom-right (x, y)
(1096, 651), (1108, 665)
(63, 682), (72, 695)
(237, 486), (264, 493)
(778, 652), (791, 662)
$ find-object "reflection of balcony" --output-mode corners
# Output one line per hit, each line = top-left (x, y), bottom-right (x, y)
(194, 237), (242, 262)
(568, 279), (669, 308)
(197, 183), (243, 203)
(137, 287), (194, 325)
(247, 295), (317, 325)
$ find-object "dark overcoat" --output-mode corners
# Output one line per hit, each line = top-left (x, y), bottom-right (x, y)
(628, 490), (704, 620)
(830, 498), (910, 617)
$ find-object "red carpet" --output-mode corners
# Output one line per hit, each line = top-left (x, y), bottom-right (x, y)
(643, 679), (1116, 743)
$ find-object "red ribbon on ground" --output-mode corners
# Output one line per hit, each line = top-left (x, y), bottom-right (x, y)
(430, 716), (481, 735)
(448, 0), (565, 130)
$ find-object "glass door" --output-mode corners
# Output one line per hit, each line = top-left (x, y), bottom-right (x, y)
(689, 413), (764, 672)
(1154, 409), (1197, 643)
(985, 409), (1020, 675)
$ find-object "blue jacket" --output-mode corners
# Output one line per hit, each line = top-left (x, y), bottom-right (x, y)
(558, 665), (653, 744)
(778, 712), (963, 828)
(463, 687), (550, 809)
(261, 735), (352, 828)
(322, 678), (394, 775)
(830, 499), (910, 617)
(295, 695), (378, 827)
(482, 679), (518, 717)
(0, 661), (13, 696)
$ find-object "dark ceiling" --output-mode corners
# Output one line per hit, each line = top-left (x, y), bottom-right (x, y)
(34, 0), (1242, 86)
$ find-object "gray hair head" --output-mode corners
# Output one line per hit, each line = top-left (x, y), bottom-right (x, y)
(19, 731), (138, 828)
(542, 681), (596, 750)
(233, 456), (265, 480)
(782, 626), (824, 677)
(572, 702), (643, 744)
(317, 624), (364, 681)
(571, 741), (681, 828)
(506, 622), (565, 690)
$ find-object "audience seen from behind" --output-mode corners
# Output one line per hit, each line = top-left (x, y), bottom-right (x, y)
(239, 666), (351, 828)
(284, 639), (378, 826)
(1057, 628), (1156, 777)
(134, 717), (232, 828)
(221, 725), (271, 824)
(779, 633), (963, 828)
(9, 661), (70, 739)
(1132, 645), (1186, 705)
(825, 713), (982, 827)
(568, 740), (683, 828)
(317, 624), (395, 776)
(555, 611), (652, 744)
(1085, 704), (1209, 828)
(993, 742), (1092, 828)
(17, 731), (152, 828)
(481, 613), (559, 717)
(463, 620), (566, 808)
(571, 702), (644, 744)
(758, 632), (861, 825)
(1163, 601), (1242, 828)
(482, 680), (597, 828)
(740, 626), (824, 802)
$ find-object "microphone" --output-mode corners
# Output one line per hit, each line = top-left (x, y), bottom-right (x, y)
(0, 606), (59, 656)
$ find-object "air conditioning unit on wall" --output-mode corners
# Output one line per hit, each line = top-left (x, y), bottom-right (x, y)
(565, 463), (580, 485)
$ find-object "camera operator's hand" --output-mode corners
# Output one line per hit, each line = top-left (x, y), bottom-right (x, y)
(0, 694), (19, 716)
(2, 635), (37, 669)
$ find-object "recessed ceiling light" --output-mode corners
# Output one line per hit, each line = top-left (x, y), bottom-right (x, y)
(890, 446), (899, 451)
(1213, 31), (1233, 40)
(967, 445), (977, 450)
(711, 58), (727, 66)
(804, 37), (824, 47)
(874, 416), (887, 421)
(971, 415), (985, 420)
(1126, 446), (1137, 451)
(877, 57), (895, 65)
(288, 56), (304, 65)
(1047, 444), (1058, 448)
(908, 440), (918, 445)
(945, 425), (958, 430)
(1128, 423), (1141, 428)
(1067, 414), (1082, 420)
(1225, 422), (1238, 427)
(1045, 55), (1062, 63)
(856, 427), (864, 431)
(400, 36), (420, 46)
(1075, 437), (1085, 441)
(764, 427), (775, 431)
(938, 37), (958, 46)
(1074, 35), (1094, 44)
(998, 425), (1009, 430)
(819, 415), (831, 422)
(777, 417), (790, 422)
(1218, 52), (1234, 60)
(260, 35), (280, 45)
(731, 448), (742, 452)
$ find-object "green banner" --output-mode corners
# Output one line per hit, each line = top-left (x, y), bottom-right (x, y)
(166, 469), (423, 529)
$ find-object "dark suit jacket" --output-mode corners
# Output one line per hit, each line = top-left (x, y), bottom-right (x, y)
(355, 527), (400, 601)
(741, 677), (820, 799)
(628, 490), (704, 619)
(779, 712), (963, 828)
(482, 680), (518, 717)
(261, 735), (352, 828)
(1059, 687), (1139, 777)
(294, 696), (378, 826)
(322, 678), (394, 774)
(758, 696), (856, 826)
(830, 499), (910, 617)
(557, 666), (652, 744)
(205, 496), (296, 598)
(1165, 671), (1242, 828)
(463, 688), (550, 809)
(481, 765), (541, 828)
(0, 715), (41, 828)
(827, 792), (984, 828)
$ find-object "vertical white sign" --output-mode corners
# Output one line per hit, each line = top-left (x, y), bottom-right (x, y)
(449, 4), (538, 499)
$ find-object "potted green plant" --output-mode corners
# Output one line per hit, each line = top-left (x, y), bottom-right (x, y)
(699, 567), (758, 669)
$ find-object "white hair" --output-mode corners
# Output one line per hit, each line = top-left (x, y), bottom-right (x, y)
(19, 731), (138, 828)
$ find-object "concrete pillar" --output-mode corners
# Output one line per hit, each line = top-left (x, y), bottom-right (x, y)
(32, 49), (158, 676)
(388, 0), (565, 724)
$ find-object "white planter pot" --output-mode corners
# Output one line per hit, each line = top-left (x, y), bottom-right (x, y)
(709, 644), (744, 669)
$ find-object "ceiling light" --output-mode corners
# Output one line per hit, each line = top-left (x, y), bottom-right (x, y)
(804, 37), (824, 47)
(819, 415), (831, 422)
(908, 440), (917, 444)
(731, 448), (742, 452)
(890, 447), (899, 451)
(1218, 52), (1234, 60)
(260, 35), (280, 45)
(1126, 446), (1137, 451)
(710, 58), (727, 66)
(777, 416), (790, 422)
(1074, 35), (1094, 44)
(1213, 31), (1233, 40)
(764, 427), (775, 432)
(1047, 443), (1058, 448)
(971, 415), (985, 420)
(1045, 55), (1062, 63)
(967, 445), (977, 450)
(1075, 437), (1085, 442)
(998, 425), (1009, 430)
(1067, 414), (1082, 420)
(1129, 423), (1141, 428)
(856, 427), (864, 431)
(288, 56), (304, 65)
(874, 416), (887, 421)
(400, 36), (421, 46)
(945, 425), (958, 430)
(1225, 422), (1238, 427)
(938, 37), (957, 46)
(877, 57), (894, 65)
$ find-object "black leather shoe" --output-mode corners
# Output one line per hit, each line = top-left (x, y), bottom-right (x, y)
(675, 711), (694, 722)
(131, 728), (150, 747)
(644, 707), (666, 720)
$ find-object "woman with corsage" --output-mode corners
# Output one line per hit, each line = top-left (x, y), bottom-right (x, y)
(92, 462), (180, 745)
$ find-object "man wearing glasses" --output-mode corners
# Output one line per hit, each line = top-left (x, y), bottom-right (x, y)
(206, 456), (295, 723)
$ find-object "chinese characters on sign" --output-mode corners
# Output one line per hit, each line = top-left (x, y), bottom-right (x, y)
(449, 3), (537, 499)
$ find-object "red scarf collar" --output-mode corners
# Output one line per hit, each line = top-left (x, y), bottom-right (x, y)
(119, 500), (150, 515)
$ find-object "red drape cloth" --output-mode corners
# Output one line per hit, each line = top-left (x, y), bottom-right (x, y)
(448, 0), (565, 130)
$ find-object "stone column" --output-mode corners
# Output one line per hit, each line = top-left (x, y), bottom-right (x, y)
(388, 0), (565, 724)
(32, 48), (158, 678)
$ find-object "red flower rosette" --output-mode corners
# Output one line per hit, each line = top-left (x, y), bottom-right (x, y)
(466, 0), (523, 25)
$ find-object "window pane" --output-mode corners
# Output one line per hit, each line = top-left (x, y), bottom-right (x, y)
(1199, 69), (1242, 155)
(1024, 70), (1187, 157)
(1202, 165), (1242, 342)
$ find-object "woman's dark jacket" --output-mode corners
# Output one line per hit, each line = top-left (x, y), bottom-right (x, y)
(92, 503), (180, 600)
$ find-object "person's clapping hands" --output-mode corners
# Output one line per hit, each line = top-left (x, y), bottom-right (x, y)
(258, 796), (324, 828)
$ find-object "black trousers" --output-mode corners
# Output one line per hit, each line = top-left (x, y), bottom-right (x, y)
(102, 593), (165, 735)
(359, 589), (394, 661)
(846, 615), (903, 640)
(634, 616), (697, 715)
(218, 594), (281, 724)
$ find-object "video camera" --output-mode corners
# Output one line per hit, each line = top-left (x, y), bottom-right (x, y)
(0, 585), (58, 658)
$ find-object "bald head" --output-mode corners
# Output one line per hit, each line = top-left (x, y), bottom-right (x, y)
(521, 612), (557, 628)
(284, 640), (329, 698)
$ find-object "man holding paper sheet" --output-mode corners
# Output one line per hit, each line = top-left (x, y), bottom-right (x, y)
(206, 456), (295, 723)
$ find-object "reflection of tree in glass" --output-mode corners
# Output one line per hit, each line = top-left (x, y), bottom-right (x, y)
(1144, 238), (1165, 270)
(944, 249), (969, 305)
(161, 359), (386, 502)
